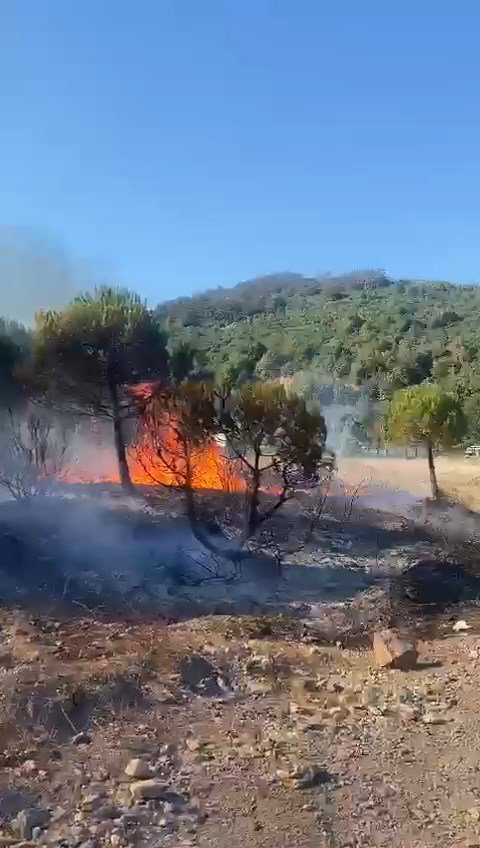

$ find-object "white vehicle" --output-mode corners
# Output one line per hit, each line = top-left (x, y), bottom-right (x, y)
(465, 445), (480, 457)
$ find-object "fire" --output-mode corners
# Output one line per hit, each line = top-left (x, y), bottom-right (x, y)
(65, 414), (245, 492)
(127, 422), (245, 492)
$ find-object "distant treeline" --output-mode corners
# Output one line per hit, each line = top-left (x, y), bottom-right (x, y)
(153, 269), (480, 443)
(4, 268), (480, 443)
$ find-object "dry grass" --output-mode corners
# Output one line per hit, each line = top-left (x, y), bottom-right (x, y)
(337, 454), (480, 510)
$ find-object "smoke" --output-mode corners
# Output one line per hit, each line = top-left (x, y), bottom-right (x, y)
(315, 384), (370, 456)
(65, 419), (119, 483)
(0, 228), (92, 324)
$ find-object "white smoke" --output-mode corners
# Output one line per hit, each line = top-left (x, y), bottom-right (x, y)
(315, 384), (370, 456)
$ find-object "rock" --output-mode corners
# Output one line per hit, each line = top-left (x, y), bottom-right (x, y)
(453, 619), (470, 632)
(373, 629), (418, 670)
(423, 679), (444, 696)
(13, 807), (51, 839)
(150, 683), (177, 704)
(179, 654), (225, 697)
(396, 703), (418, 721)
(125, 758), (152, 779)
(81, 793), (105, 812)
(94, 822), (116, 839)
(119, 807), (148, 825)
(245, 679), (271, 695)
(21, 759), (37, 776)
(297, 713), (330, 731)
(93, 805), (122, 821)
(71, 824), (89, 841)
(326, 677), (345, 693)
(0, 789), (37, 819)
(161, 801), (174, 815)
(399, 559), (480, 605)
(292, 765), (333, 789)
(244, 654), (273, 675)
(422, 711), (447, 725)
(160, 743), (176, 756)
(2, 842), (38, 848)
(73, 731), (92, 745)
(325, 706), (349, 723)
(361, 685), (384, 708)
(129, 779), (168, 802)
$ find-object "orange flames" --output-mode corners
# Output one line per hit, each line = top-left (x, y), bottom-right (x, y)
(65, 415), (245, 492)
(126, 422), (245, 492)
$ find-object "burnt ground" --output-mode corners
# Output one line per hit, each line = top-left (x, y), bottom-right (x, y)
(0, 483), (446, 620)
(1, 486), (480, 846)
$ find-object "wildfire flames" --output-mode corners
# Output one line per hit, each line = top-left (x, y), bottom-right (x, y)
(65, 416), (245, 492)
(127, 422), (245, 491)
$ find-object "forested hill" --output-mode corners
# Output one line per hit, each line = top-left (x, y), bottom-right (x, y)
(155, 270), (480, 401)
(4, 269), (480, 437)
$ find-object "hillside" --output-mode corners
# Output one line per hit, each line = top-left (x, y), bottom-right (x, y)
(155, 270), (480, 408)
(3, 269), (480, 442)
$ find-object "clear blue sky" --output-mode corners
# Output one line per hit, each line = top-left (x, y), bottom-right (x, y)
(2, 0), (480, 310)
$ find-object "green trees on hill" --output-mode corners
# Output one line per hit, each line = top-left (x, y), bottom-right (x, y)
(4, 270), (480, 478)
(157, 274), (480, 404)
(463, 394), (480, 443)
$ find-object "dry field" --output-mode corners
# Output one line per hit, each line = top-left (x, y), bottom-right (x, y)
(337, 454), (480, 511)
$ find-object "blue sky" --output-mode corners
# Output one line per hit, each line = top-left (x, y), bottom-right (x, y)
(2, 1), (480, 312)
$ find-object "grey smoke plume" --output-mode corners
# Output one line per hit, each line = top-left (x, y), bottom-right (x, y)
(323, 393), (369, 456)
(310, 383), (370, 456)
(0, 227), (90, 324)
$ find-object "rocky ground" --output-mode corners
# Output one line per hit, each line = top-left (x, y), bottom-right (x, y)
(2, 484), (480, 847)
(2, 602), (480, 848)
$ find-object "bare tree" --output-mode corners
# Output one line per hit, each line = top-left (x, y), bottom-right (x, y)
(0, 408), (69, 499)
(130, 381), (230, 553)
(301, 470), (335, 541)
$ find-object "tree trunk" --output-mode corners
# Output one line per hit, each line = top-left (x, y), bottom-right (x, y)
(108, 377), (134, 493)
(426, 438), (440, 500)
(182, 468), (248, 570)
(243, 450), (261, 542)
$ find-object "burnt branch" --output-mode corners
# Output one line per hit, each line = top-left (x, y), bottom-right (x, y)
(339, 476), (371, 521)
(0, 408), (70, 499)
